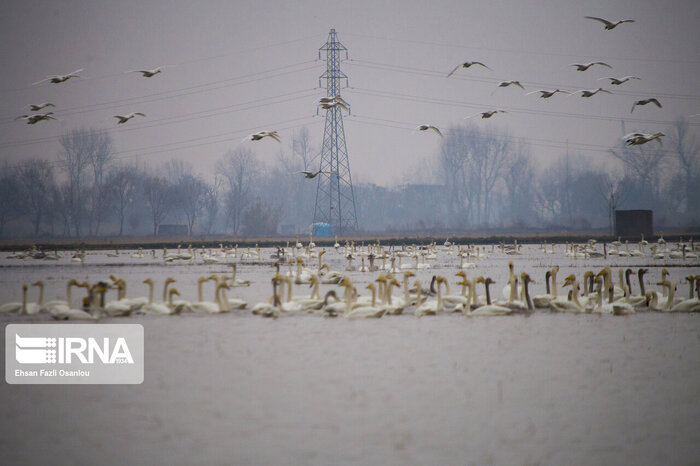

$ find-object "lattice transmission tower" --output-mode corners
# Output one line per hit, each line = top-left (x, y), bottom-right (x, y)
(313, 28), (358, 235)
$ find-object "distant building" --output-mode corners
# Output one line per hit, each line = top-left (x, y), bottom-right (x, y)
(158, 224), (188, 237)
(615, 210), (653, 238)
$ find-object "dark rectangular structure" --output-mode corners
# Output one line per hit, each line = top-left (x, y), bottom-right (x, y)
(615, 210), (653, 238)
(158, 224), (188, 237)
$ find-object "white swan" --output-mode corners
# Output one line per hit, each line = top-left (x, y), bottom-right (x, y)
(569, 62), (612, 71)
(446, 61), (491, 77)
(468, 277), (513, 316)
(113, 112), (146, 124)
(415, 125), (443, 137)
(630, 98), (662, 113)
(33, 68), (84, 85)
(345, 283), (386, 319)
(584, 16), (635, 30)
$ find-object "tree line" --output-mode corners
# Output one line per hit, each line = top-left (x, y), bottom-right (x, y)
(1, 119), (698, 239)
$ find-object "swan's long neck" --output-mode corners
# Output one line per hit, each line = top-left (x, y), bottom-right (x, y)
(286, 279), (293, 303)
(484, 281), (491, 305)
(370, 286), (377, 308)
(665, 282), (675, 310)
(523, 280), (533, 310)
(509, 275), (518, 302)
(638, 272), (646, 296)
(463, 281), (473, 315)
(197, 280), (204, 302)
(571, 281), (583, 308)
(312, 280), (320, 300)
(551, 269), (558, 298)
(22, 286), (28, 314)
(147, 282), (154, 304)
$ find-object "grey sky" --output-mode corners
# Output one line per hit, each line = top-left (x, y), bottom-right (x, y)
(1, 0), (698, 185)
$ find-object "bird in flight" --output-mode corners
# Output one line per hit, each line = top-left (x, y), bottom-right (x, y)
(415, 125), (443, 137)
(631, 98), (662, 113)
(28, 103), (55, 112)
(33, 69), (84, 85)
(569, 88), (612, 98)
(127, 66), (168, 78)
(624, 132), (664, 146)
(318, 100), (350, 113)
(244, 130), (280, 143)
(317, 95), (350, 106)
(465, 110), (507, 119)
(526, 89), (570, 98)
(446, 61), (491, 77)
(585, 16), (635, 30)
(113, 112), (146, 124)
(598, 76), (640, 86)
(492, 81), (525, 95)
(292, 170), (332, 179)
(16, 112), (57, 125)
(569, 62), (612, 71)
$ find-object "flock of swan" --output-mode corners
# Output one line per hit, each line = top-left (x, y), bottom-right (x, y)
(18, 15), (690, 154)
(2, 234), (698, 320)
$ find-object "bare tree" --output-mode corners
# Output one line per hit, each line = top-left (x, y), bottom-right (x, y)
(0, 168), (21, 237)
(292, 126), (316, 170)
(58, 128), (113, 237)
(201, 176), (221, 236)
(106, 165), (137, 236)
(609, 124), (667, 210)
(178, 173), (207, 236)
(669, 117), (700, 217)
(594, 173), (630, 234)
(503, 147), (535, 226)
(143, 175), (171, 236)
(217, 148), (260, 235)
(15, 159), (54, 236)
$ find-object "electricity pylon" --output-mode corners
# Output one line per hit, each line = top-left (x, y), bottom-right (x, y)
(313, 28), (358, 235)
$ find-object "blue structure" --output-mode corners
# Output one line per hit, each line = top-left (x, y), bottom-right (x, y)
(311, 222), (334, 237)
(313, 29), (359, 236)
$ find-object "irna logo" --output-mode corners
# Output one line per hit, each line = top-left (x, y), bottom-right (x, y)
(15, 334), (134, 365)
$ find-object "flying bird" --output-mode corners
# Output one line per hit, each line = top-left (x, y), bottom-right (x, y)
(16, 112), (57, 125)
(598, 76), (640, 85)
(569, 62), (612, 71)
(415, 125), (443, 137)
(492, 81), (525, 94)
(569, 88), (612, 98)
(465, 110), (507, 119)
(631, 98), (662, 113)
(526, 89), (570, 98)
(624, 132), (664, 146)
(292, 170), (332, 179)
(113, 112), (146, 124)
(28, 103), (55, 112)
(244, 131), (280, 143)
(318, 100), (350, 113)
(585, 16), (635, 30)
(317, 95), (350, 107)
(127, 66), (167, 78)
(32, 69), (84, 85)
(446, 61), (491, 77)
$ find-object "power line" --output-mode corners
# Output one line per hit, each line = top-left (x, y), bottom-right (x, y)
(343, 31), (700, 67)
(345, 87), (700, 127)
(1, 60), (321, 125)
(346, 113), (680, 157)
(346, 58), (700, 101)
(1, 33), (326, 94)
(38, 115), (320, 170)
(0, 88), (320, 150)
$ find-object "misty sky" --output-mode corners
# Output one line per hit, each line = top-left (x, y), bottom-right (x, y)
(1, 0), (698, 186)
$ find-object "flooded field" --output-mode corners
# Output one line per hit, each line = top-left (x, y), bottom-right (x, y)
(1, 243), (699, 464)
